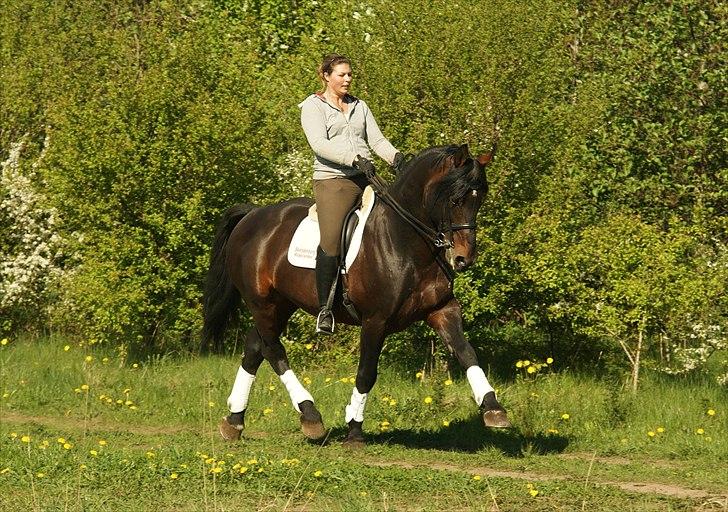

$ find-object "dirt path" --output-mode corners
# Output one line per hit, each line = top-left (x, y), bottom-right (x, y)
(363, 459), (726, 501)
(4, 411), (726, 504)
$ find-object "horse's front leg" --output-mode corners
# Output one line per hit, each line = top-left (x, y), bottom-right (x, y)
(343, 319), (386, 447)
(427, 299), (511, 428)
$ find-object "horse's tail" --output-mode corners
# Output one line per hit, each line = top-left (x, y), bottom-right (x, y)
(201, 203), (257, 353)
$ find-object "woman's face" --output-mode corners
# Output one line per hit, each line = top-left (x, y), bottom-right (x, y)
(324, 63), (352, 97)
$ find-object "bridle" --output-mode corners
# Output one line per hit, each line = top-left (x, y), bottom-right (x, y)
(365, 167), (479, 280)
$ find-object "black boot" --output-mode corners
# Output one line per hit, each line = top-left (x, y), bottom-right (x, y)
(315, 247), (339, 335)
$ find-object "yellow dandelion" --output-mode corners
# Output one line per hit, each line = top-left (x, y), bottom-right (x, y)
(473, 475), (481, 481)
(116, 399), (123, 405)
(129, 405), (138, 410)
(247, 459), (258, 465)
(389, 399), (397, 406)
(102, 357), (109, 364)
(547, 428), (559, 434)
(98, 440), (107, 446)
(170, 473), (179, 480)
(339, 377), (349, 383)
(21, 435), (31, 443)
(527, 366), (537, 374)
(41, 440), (49, 448)
(707, 409), (716, 416)
(359, 491), (367, 496)
(80, 384), (89, 391)
(529, 489), (539, 497)
(561, 413), (570, 420)
(205, 458), (215, 464)
(696, 428), (705, 435)
(63, 345), (70, 351)
(656, 427), (665, 433)
(0, 338), (8, 346)
(313, 470), (323, 478)
(84, 356), (93, 363)
(79, 464), (87, 470)
(208, 401), (215, 408)
(123, 388), (131, 394)
(36, 472), (45, 478)
(647, 431), (655, 437)
(210, 467), (223, 474)
(523, 359), (531, 366)
(268, 385), (275, 391)
(180, 464), (188, 469)
(239, 466), (248, 474)
(0, 468), (10, 475)
(424, 396), (433, 404)
(263, 408), (273, 415)
(416, 371), (423, 379)
(57, 437), (65, 444)
(2, 392), (9, 399)
(10, 433), (17, 439)
(305, 343), (313, 350)
(325, 377), (331, 383)
(515, 361), (523, 368)
(63, 443), (73, 450)
(303, 377), (312, 385)
(442, 420), (450, 427)
(74, 388), (81, 394)
(89, 450), (98, 456)
(348, 377), (356, 384)
(444, 379), (453, 386)
(146, 451), (156, 458)
(132, 363), (138, 369)
(546, 357), (554, 364)
(257, 467), (264, 473)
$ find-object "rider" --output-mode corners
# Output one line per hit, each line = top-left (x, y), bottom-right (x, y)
(300, 53), (403, 335)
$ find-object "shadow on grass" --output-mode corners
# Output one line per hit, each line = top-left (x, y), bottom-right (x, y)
(326, 414), (569, 457)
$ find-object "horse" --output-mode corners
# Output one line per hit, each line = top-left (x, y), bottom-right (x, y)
(202, 143), (511, 445)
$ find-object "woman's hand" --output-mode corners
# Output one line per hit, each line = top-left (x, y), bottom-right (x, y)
(353, 155), (377, 179)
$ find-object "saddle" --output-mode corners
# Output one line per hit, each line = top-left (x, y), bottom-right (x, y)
(287, 186), (376, 271)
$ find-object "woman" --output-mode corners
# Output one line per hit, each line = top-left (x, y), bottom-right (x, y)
(300, 53), (403, 335)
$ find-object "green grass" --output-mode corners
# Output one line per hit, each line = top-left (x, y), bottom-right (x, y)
(1, 336), (726, 511)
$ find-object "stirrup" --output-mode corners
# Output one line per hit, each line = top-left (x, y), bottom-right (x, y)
(316, 308), (335, 335)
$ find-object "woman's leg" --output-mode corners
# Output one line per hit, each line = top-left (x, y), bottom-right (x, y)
(312, 176), (366, 334)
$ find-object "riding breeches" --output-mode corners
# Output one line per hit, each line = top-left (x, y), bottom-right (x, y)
(312, 174), (368, 256)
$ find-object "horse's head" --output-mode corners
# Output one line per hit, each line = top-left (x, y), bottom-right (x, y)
(394, 143), (494, 272)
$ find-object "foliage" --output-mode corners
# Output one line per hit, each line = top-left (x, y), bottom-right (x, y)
(0, 0), (725, 381)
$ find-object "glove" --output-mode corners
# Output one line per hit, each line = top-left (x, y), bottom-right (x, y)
(353, 155), (376, 180)
(392, 152), (405, 174)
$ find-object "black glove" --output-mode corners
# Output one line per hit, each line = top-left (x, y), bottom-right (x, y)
(392, 152), (405, 174)
(353, 155), (376, 180)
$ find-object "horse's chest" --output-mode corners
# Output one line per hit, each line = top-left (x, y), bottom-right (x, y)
(397, 276), (451, 322)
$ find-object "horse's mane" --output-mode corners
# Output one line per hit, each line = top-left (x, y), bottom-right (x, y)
(393, 145), (487, 207)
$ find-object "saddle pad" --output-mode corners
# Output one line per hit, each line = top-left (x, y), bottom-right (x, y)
(288, 186), (376, 270)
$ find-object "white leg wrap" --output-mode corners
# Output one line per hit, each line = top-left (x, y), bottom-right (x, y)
(227, 366), (256, 413)
(279, 370), (314, 413)
(345, 387), (368, 423)
(466, 366), (495, 407)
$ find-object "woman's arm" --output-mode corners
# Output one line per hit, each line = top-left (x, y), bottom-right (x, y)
(363, 103), (398, 165)
(300, 99), (357, 166)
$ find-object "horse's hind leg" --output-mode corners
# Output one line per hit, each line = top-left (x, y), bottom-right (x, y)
(257, 301), (326, 441)
(220, 326), (265, 441)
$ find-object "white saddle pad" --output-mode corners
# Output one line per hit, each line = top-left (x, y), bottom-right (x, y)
(288, 186), (376, 269)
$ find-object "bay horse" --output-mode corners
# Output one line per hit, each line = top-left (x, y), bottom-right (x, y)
(202, 143), (511, 445)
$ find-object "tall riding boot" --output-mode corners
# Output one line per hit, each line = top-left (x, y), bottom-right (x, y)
(315, 247), (339, 335)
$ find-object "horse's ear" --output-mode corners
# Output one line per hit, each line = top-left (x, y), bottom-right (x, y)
(451, 144), (470, 167)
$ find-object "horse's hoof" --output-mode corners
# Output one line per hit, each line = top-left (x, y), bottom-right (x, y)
(483, 409), (512, 429)
(219, 416), (244, 441)
(300, 418), (327, 440)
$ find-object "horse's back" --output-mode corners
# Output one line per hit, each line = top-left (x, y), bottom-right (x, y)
(226, 197), (315, 306)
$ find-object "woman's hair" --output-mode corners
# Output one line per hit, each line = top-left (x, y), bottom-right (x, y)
(317, 54), (351, 92)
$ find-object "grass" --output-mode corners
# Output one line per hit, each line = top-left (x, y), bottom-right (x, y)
(1, 336), (727, 511)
